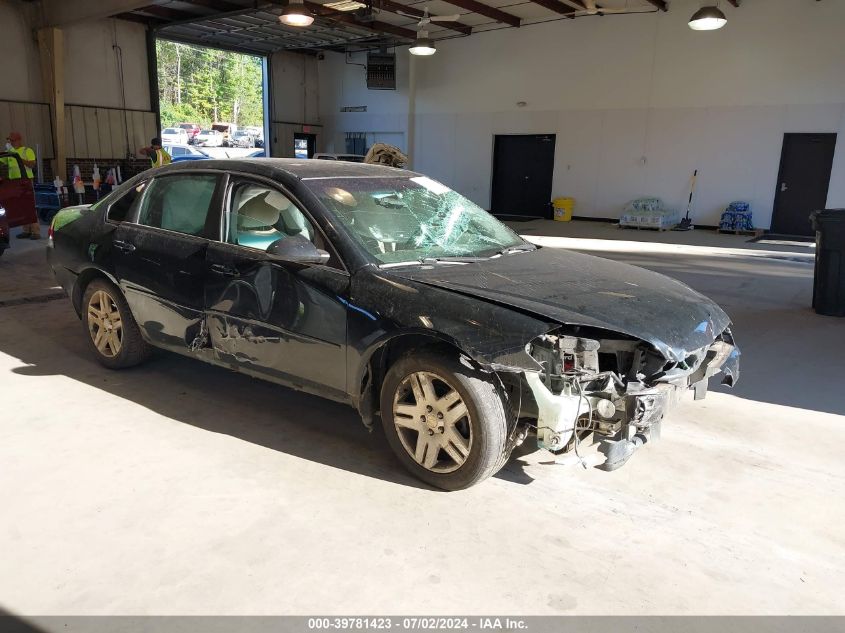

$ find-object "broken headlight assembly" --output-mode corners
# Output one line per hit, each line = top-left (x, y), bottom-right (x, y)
(515, 328), (737, 469)
(517, 331), (676, 464)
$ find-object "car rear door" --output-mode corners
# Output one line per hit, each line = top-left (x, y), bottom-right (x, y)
(0, 153), (37, 228)
(204, 176), (349, 399)
(112, 172), (223, 353)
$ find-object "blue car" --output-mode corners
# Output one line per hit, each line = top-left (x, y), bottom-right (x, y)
(163, 144), (209, 162)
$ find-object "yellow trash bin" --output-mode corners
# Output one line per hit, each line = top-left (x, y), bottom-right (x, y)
(553, 197), (574, 222)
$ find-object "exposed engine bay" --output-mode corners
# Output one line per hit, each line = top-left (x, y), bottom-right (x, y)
(505, 328), (738, 470)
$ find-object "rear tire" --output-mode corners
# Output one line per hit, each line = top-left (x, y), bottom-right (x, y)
(380, 351), (511, 490)
(82, 278), (151, 369)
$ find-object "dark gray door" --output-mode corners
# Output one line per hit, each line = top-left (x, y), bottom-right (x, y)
(113, 173), (222, 352)
(491, 134), (556, 219)
(204, 179), (349, 399)
(771, 133), (837, 236)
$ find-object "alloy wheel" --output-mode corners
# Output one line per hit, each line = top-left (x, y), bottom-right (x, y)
(87, 289), (123, 358)
(392, 371), (473, 473)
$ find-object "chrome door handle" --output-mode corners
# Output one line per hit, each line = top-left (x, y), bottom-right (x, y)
(210, 263), (239, 277)
(113, 240), (136, 253)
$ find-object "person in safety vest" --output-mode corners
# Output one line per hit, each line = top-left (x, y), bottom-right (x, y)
(139, 137), (172, 168)
(2, 131), (39, 239)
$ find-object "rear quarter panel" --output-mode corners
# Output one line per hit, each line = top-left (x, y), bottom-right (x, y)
(48, 205), (119, 311)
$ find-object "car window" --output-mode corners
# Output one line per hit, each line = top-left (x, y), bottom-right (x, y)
(170, 147), (186, 157)
(107, 181), (147, 223)
(137, 174), (218, 237)
(226, 181), (341, 269)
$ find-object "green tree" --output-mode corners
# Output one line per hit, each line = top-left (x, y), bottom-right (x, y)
(156, 40), (264, 129)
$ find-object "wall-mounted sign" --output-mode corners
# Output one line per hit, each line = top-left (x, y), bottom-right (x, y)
(340, 106), (368, 112)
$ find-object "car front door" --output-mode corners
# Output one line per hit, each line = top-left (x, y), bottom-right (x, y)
(204, 177), (349, 399)
(0, 153), (37, 228)
(112, 172), (223, 353)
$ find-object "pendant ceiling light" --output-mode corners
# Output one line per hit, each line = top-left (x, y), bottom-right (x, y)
(279, 0), (314, 27)
(409, 31), (436, 56)
(688, 5), (727, 31)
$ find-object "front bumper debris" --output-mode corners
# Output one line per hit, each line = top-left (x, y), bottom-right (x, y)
(523, 335), (739, 470)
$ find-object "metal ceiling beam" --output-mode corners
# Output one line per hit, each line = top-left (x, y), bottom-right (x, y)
(302, 1), (418, 39)
(643, 0), (667, 10)
(529, 0), (578, 16)
(115, 11), (167, 25)
(373, 0), (473, 36)
(137, 4), (206, 21)
(180, 0), (246, 11)
(438, 0), (521, 27)
(41, 0), (152, 26)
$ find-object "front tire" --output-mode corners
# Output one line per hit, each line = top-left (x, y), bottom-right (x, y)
(82, 279), (151, 369)
(380, 351), (511, 490)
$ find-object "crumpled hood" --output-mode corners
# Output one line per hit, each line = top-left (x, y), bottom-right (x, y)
(384, 247), (731, 362)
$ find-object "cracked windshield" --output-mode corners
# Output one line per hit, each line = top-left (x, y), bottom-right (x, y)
(307, 176), (530, 264)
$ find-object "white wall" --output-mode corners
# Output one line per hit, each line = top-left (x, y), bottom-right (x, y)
(318, 50), (409, 155)
(62, 18), (150, 111)
(318, 0), (845, 228)
(0, 1), (150, 111)
(271, 51), (320, 125)
(0, 0), (43, 102)
(269, 50), (322, 157)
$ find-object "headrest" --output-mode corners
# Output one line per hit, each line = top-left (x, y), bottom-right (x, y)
(238, 191), (281, 227)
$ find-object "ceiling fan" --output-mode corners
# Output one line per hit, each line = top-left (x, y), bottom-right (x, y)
(566, 1), (646, 16)
(395, 6), (462, 28)
(396, 7), (461, 56)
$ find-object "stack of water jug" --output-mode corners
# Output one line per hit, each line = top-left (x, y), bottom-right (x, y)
(719, 201), (753, 232)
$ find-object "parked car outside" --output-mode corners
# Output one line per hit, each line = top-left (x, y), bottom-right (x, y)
(230, 130), (254, 148)
(244, 127), (264, 148)
(313, 153), (365, 163)
(195, 129), (224, 147)
(178, 123), (201, 144)
(46, 159), (740, 490)
(163, 144), (209, 162)
(0, 152), (38, 257)
(160, 127), (189, 145)
(212, 122), (237, 146)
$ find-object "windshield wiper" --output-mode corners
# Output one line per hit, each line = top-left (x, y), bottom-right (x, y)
(495, 244), (536, 257)
(378, 256), (484, 269)
(421, 256), (486, 264)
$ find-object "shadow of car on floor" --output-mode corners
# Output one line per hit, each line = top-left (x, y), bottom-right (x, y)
(4, 300), (540, 489)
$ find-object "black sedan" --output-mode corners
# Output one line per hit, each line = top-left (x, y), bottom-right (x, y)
(47, 159), (739, 490)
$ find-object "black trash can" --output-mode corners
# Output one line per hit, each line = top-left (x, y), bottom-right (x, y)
(810, 209), (845, 316)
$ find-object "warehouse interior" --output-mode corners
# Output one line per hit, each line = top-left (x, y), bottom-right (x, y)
(1, 0), (844, 623)
(4, 0), (845, 230)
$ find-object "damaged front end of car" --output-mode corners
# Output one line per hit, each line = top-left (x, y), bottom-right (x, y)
(505, 327), (740, 470)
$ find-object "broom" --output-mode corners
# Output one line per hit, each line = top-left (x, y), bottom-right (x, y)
(674, 169), (697, 231)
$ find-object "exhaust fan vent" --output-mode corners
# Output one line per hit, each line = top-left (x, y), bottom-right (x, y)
(367, 53), (396, 90)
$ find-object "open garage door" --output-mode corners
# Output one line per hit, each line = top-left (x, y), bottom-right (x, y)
(155, 38), (268, 157)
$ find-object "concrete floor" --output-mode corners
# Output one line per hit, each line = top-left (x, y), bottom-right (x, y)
(1, 221), (843, 616)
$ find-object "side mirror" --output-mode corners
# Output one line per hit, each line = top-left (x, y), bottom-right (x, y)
(266, 234), (330, 265)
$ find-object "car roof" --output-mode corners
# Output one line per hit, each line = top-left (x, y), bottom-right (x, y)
(154, 158), (418, 180)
